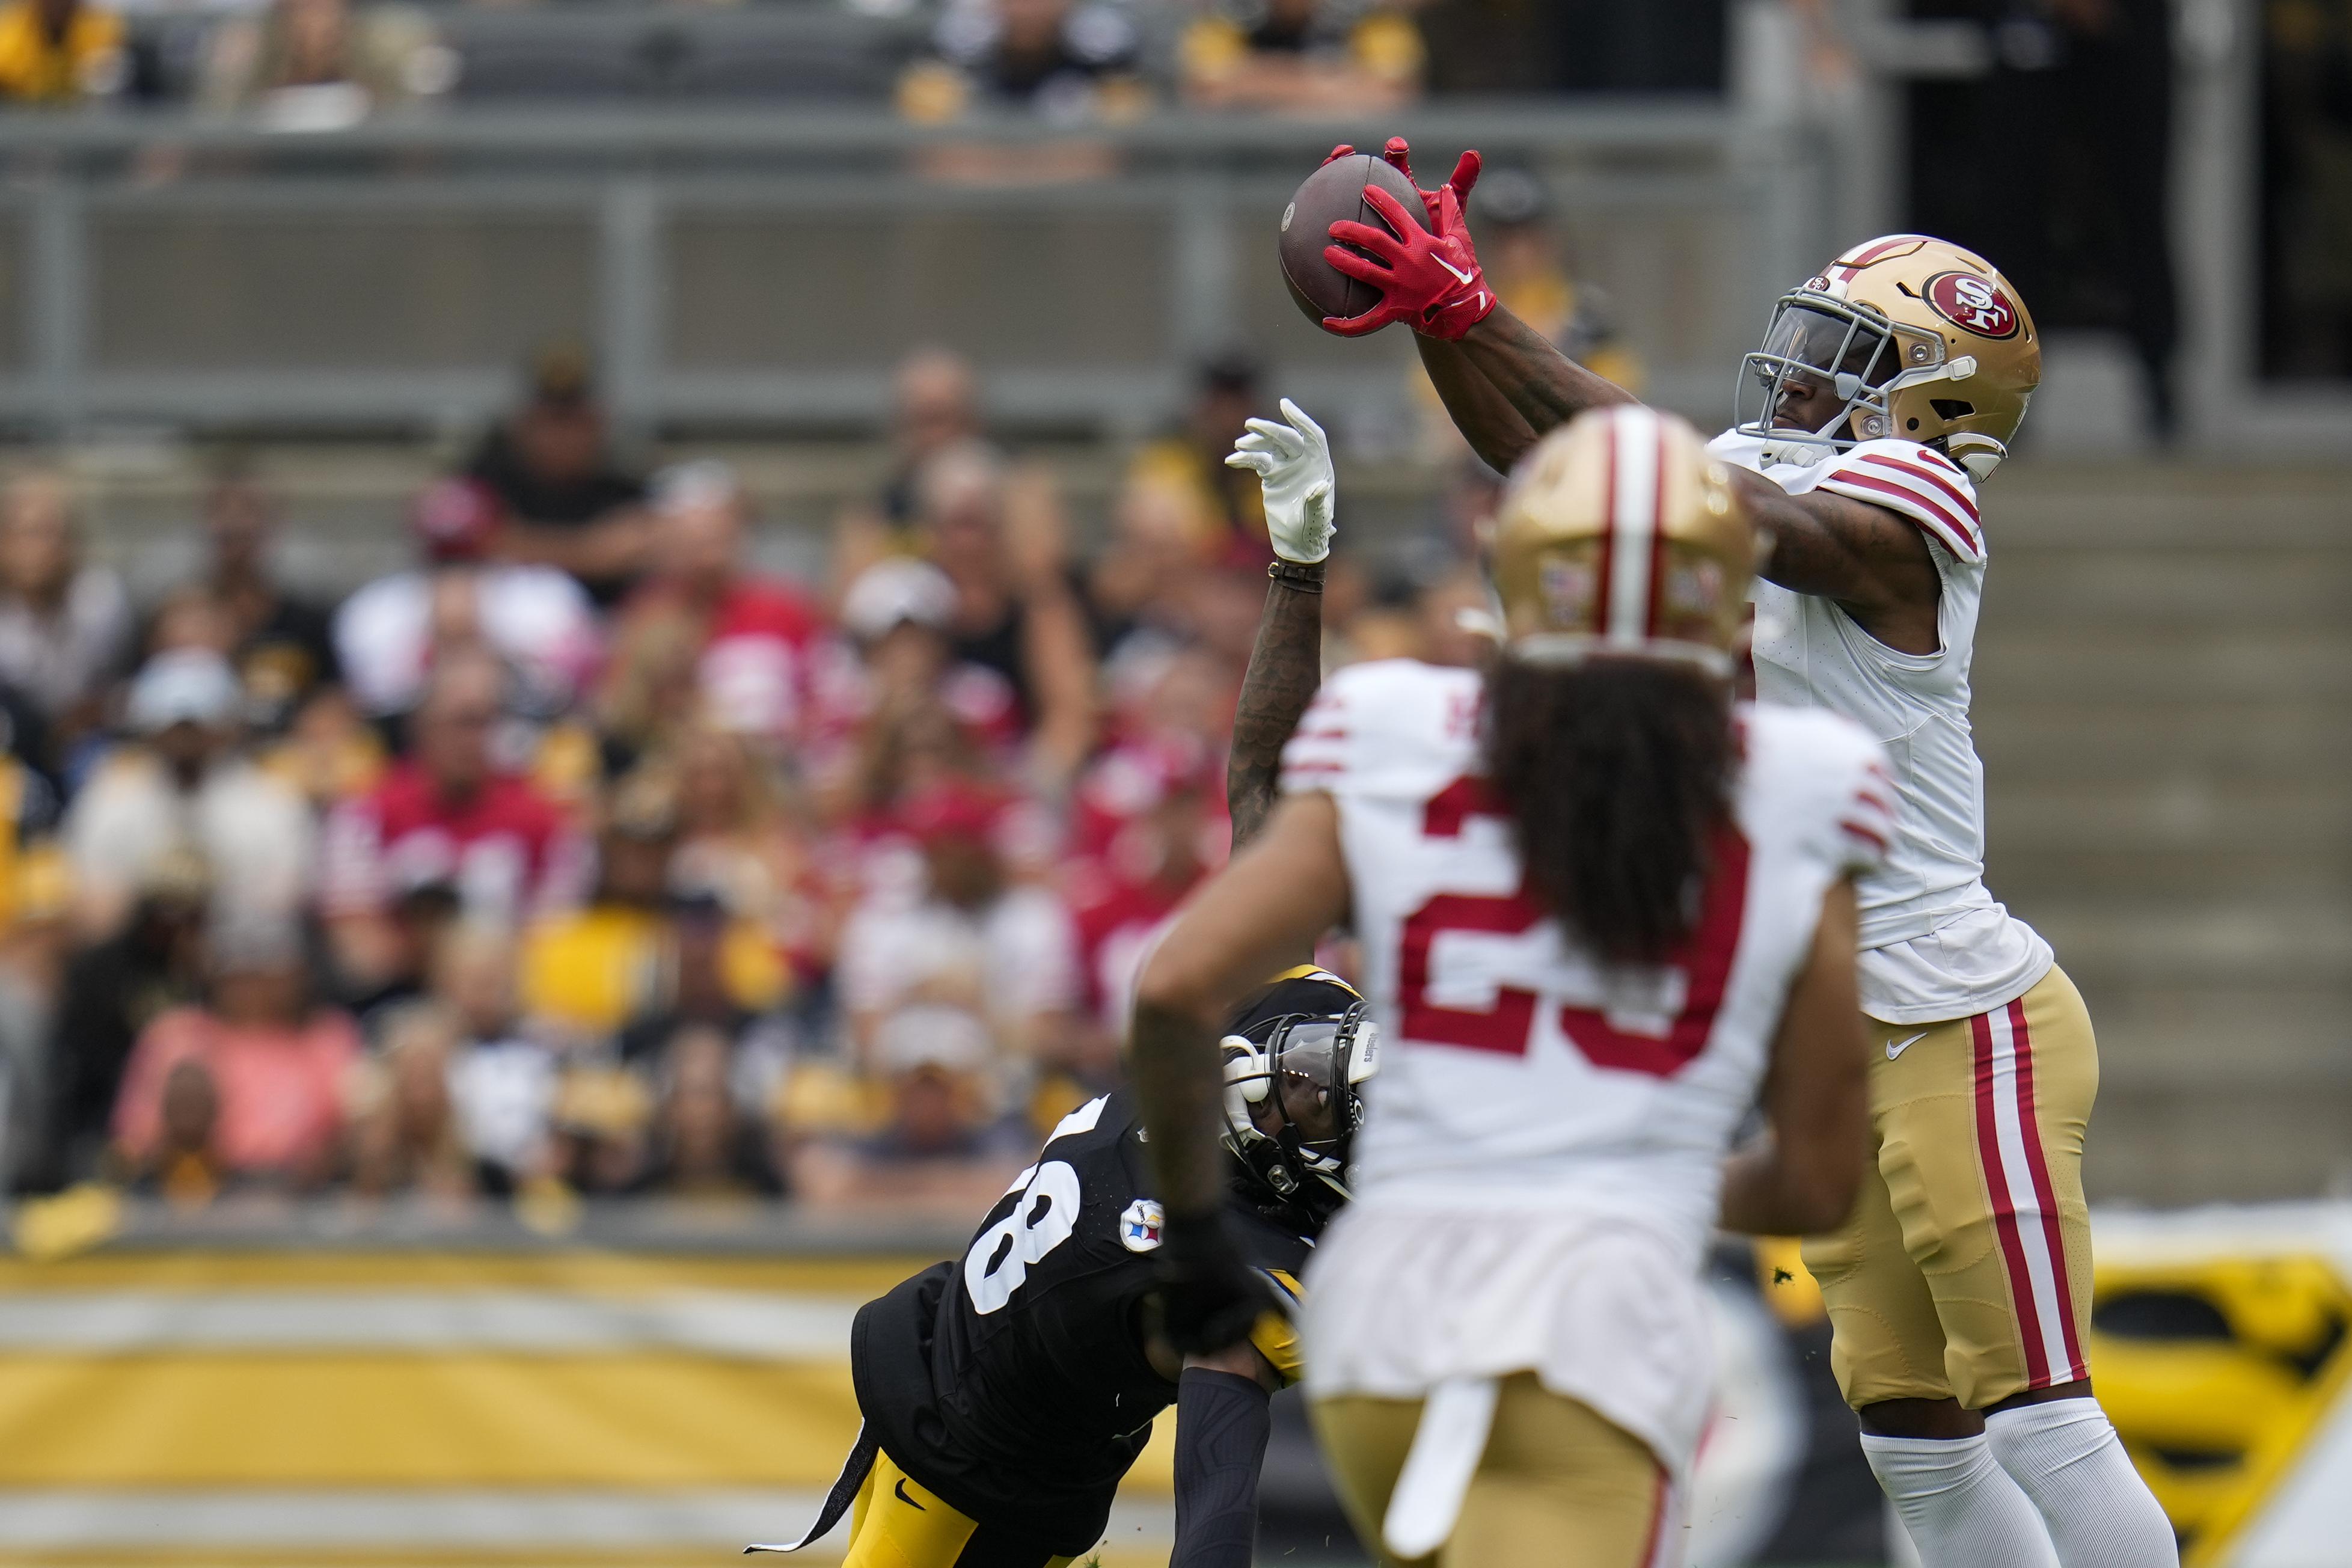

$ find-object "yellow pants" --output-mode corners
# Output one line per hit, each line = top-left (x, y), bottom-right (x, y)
(838, 1448), (1077, 1568)
(1310, 1373), (1668, 1568)
(1803, 964), (2098, 1410)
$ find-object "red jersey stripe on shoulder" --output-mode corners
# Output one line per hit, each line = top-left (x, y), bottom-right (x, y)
(1821, 472), (1983, 559)
(1855, 451), (1980, 522)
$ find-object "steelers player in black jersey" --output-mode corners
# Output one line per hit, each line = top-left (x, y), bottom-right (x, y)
(750, 971), (1372, 1567)
(747, 400), (1354, 1568)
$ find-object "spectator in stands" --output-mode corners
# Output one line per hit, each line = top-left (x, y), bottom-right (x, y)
(881, 348), (988, 526)
(40, 850), (207, 1187)
(788, 1003), (1029, 1210)
(835, 347), (998, 593)
(518, 767), (791, 1047)
(615, 462), (831, 748)
(1179, 0), (1423, 113)
(333, 478), (601, 722)
(912, 447), (1097, 787)
(518, 771), (682, 1046)
(430, 920), (556, 1195)
(0, 0), (122, 103)
(197, 463), (342, 737)
(200, 0), (444, 123)
(0, 471), (130, 767)
(111, 915), (363, 1192)
(616, 889), (796, 1119)
(632, 1023), (782, 1199)
(898, 0), (1147, 125)
(347, 1002), (473, 1200)
(462, 347), (651, 607)
(835, 780), (1077, 1070)
(320, 648), (587, 991)
(817, 557), (1019, 824)
(662, 722), (821, 969)
(1122, 352), (1270, 562)
(64, 648), (315, 941)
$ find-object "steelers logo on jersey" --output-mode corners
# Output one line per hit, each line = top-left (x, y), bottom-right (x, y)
(1118, 1199), (1165, 1252)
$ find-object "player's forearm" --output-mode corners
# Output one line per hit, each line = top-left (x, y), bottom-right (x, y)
(1129, 997), (1231, 1220)
(1415, 337), (1541, 473)
(1227, 568), (1324, 853)
(1448, 306), (1639, 448)
(1170, 1367), (1275, 1568)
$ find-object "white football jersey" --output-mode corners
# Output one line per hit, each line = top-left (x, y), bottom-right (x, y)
(1707, 430), (2053, 1024)
(1279, 658), (1889, 1249)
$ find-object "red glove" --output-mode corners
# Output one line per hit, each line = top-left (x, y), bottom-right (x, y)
(1323, 180), (1495, 340)
(1374, 136), (1482, 229)
(1321, 137), (1483, 228)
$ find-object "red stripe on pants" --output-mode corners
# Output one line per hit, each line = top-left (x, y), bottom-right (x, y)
(1972, 1009), (2052, 1386)
(2005, 997), (2087, 1382)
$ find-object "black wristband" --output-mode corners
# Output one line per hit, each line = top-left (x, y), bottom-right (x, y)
(1267, 559), (1326, 593)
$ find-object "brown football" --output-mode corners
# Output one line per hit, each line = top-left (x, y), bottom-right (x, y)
(1278, 153), (1432, 330)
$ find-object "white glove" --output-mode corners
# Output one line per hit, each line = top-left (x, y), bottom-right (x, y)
(1224, 397), (1335, 565)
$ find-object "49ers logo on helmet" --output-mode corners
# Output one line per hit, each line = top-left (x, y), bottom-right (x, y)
(1925, 271), (2021, 340)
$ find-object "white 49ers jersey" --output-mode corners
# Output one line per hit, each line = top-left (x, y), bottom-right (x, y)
(1279, 658), (1889, 1251)
(1707, 430), (2054, 1025)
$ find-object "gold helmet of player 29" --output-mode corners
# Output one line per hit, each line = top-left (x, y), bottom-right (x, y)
(1491, 405), (1754, 678)
(1735, 234), (2041, 482)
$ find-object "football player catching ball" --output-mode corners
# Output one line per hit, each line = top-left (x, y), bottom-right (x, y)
(1284, 137), (2176, 1568)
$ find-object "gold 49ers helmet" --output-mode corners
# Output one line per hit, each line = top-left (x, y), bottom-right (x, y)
(1734, 234), (2040, 481)
(1492, 405), (1754, 676)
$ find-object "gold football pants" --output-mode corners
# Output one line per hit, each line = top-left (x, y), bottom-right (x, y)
(1802, 964), (2098, 1411)
(839, 1448), (1076, 1568)
(1310, 1373), (1668, 1568)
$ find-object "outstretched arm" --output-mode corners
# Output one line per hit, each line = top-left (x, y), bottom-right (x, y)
(1423, 310), (1640, 472)
(1227, 572), (1323, 852)
(1222, 398), (1335, 854)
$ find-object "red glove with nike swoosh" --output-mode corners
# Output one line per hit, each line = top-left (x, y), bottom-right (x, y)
(1323, 180), (1496, 340)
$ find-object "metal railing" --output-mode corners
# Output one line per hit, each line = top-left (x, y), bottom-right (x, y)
(0, 102), (1834, 441)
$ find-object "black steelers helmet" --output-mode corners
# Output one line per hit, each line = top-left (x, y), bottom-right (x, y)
(1218, 966), (1380, 1228)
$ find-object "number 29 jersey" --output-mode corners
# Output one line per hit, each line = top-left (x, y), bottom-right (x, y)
(1279, 658), (1891, 1252)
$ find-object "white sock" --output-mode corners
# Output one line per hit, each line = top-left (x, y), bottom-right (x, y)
(1861, 1432), (2058, 1568)
(1987, 1398), (2179, 1568)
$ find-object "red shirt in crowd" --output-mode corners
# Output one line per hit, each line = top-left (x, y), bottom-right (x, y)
(629, 575), (833, 742)
(112, 1006), (363, 1177)
(320, 764), (589, 922)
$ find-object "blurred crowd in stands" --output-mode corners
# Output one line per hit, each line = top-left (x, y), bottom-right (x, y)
(0, 338), (1539, 1219)
(0, 0), (1732, 118)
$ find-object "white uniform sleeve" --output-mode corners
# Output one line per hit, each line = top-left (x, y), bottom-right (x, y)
(1814, 440), (1985, 565)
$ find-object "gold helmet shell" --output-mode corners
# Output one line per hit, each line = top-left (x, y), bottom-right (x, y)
(1736, 234), (2040, 480)
(1492, 406), (1754, 675)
